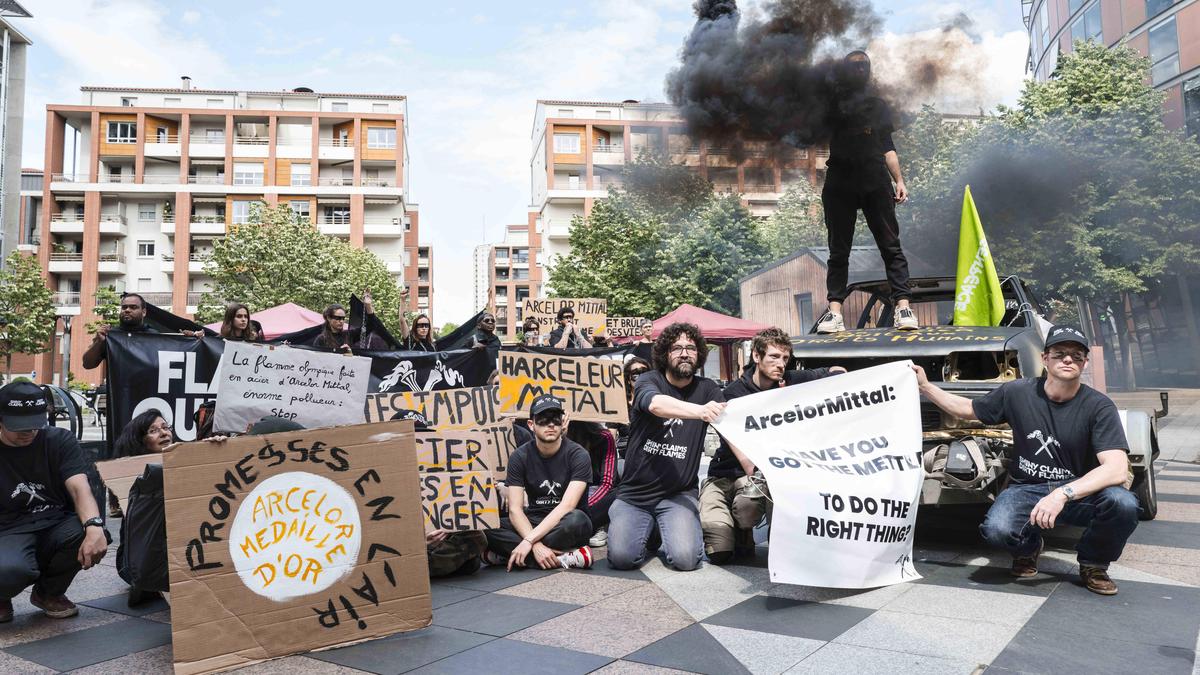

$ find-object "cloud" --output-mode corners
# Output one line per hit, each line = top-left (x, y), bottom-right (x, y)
(182, 9), (201, 24)
(388, 33), (410, 47)
(256, 36), (325, 57)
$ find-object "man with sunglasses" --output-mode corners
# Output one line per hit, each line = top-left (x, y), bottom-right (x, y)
(914, 325), (1138, 595)
(472, 312), (502, 363)
(550, 307), (592, 349)
(81, 293), (157, 370)
(483, 395), (594, 570)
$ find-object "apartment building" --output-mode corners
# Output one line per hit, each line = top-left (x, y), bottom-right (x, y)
(33, 82), (432, 383)
(472, 244), (491, 314)
(0, 2), (30, 266)
(484, 216), (543, 340)
(1024, 0), (1200, 136)
(529, 99), (825, 266)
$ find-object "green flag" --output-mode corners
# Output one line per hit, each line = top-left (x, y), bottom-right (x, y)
(953, 186), (1005, 326)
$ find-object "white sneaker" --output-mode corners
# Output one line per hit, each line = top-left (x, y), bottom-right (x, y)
(588, 526), (608, 548)
(895, 307), (919, 331)
(815, 311), (845, 334)
(558, 546), (593, 569)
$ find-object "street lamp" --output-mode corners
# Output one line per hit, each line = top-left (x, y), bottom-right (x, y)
(59, 315), (72, 388)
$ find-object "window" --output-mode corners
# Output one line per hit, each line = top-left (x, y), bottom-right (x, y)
(513, 248), (529, 263)
(1149, 18), (1179, 85)
(232, 201), (252, 225)
(595, 110), (612, 119)
(1036, 3), (1049, 53)
(121, 97), (137, 107)
(205, 128), (224, 143)
(106, 121), (136, 144)
(495, 287), (508, 300)
(289, 200), (311, 221)
(233, 162), (264, 185)
(206, 98), (224, 108)
(372, 103), (388, 113)
(1185, 76), (1200, 140)
(513, 268), (530, 281)
(1068, 0), (1086, 13)
(556, 108), (574, 118)
(553, 133), (581, 153)
(137, 278), (151, 291)
(165, 97), (181, 106)
(516, 287), (530, 303)
(137, 241), (155, 258)
(290, 163), (311, 186)
(331, 102), (349, 112)
(794, 293), (814, 331)
(138, 204), (156, 221)
(156, 127), (168, 143)
(1070, 3), (1102, 44)
(367, 127), (396, 149)
(1146, 0), (1177, 19)
(323, 206), (350, 224)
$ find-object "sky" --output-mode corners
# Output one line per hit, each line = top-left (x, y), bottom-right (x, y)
(13, 0), (1030, 324)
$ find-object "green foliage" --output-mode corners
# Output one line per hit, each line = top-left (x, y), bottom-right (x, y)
(0, 251), (56, 375)
(437, 321), (459, 339)
(89, 286), (122, 334)
(197, 203), (400, 333)
(758, 179), (826, 259)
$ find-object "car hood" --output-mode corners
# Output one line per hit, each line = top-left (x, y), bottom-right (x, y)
(791, 326), (1034, 359)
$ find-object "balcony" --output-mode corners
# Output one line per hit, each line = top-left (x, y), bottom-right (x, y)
(189, 216), (227, 236)
(317, 177), (355, 187)
(100, 174), (137, 184)
(318, 138), (355, 161)
(383, 258), (403, 274)
(317, 218), (350, 236)
(48, 253), (83, 274)
(161, 253), (206, 274)
(593, 144), (625, 165)
(49, 214), (128, 236)
(52, 292), (81, 316)
(98, 253), (126, 275)
(361, 177), (396, 188)
(145, 135), (181, 158)
(232, 137), (269, 158)
(363, 218), (404, 238)
(742, 183), (780, 195)
(186, 292), (203, 312)
(494, 296), (508, 306)
(142, 174), (181, 185)
(188, 136), (226, 159)
(139, 292), (175, 306)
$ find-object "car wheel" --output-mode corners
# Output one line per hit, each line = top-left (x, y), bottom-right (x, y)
(1132, 467), (1158, 521)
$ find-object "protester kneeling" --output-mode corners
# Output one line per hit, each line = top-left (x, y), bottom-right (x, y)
(484, 395), (593, 570)
(0, 382), (108, 622)
(915, 326), (1138, 595)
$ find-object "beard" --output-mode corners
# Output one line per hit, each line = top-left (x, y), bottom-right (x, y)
(668, 359), (696, 380)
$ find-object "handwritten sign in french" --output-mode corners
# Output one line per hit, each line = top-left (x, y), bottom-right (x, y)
(522, 298), (607, 336)
(604, 316), (652, 339)
(415, 430), (502, 532)
(163, 421), (430, 675)
(215, 343), (371, 433)
(497, 351), (628, 424)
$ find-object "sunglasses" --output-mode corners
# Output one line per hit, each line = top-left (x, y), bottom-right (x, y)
(414, 323), (431, 328)
(330, 315), (348, 321)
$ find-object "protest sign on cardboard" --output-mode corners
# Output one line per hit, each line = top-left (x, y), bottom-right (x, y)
(364, 385), (518, 478)
(523, 298), (607, 336)
(497, 351), (628, 424)
(712, 361), (923, 588)
(604, 317), (652, 339)
(164, 421), (430, 675)
(95, 454), (161, 513)
(415, 430), (502, 532)
(214, 343), (371, 434)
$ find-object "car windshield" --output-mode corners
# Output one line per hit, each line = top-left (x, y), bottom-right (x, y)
(851, 278), (1035, 329)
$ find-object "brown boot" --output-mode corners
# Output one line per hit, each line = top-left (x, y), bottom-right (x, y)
(29, 589), (78, 619)
(0, 598), (12, 623)
(1010, 541), (1044, 578)
(1080, 566), (1118, 595)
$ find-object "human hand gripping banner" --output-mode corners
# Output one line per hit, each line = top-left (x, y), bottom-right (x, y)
(712, 361), (923, 588)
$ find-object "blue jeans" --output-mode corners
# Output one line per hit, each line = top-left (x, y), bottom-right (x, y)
(980, 482), (1139, 568)
(607, 494), (704, 571)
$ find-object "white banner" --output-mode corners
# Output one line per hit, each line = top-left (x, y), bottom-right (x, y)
(214, 343), (371, 433)
(712, 361), (924, 588)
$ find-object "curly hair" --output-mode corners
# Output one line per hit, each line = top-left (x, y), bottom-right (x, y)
(752, 327), (792, 359)
(652, 322), (707, 373)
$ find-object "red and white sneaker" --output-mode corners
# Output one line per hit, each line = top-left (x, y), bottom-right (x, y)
(558, 546), (593, 569)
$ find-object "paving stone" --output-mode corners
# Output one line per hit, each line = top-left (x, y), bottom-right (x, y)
(990, 625), (1195, 675)
(68, 645), (173, 674)
(585, 564), (651, 582)
(880, 584), (1045, 627)
(703, 595), (874, 642)
(5, 617), (171, 671)
(1025, 578), (1200, 650)
(1129, 520), (1200, 550)
(0, 604), (129, 649)
(590, 661), (694, 674)
(79, 591), (169, 617)
(1119, 559), (1200, 586)
(309, 625), (494, 674)
(142, 609), (172, 624)
(785, 643), (981, 675)
(404, 638), (612, 675)
(591, 584), (694, 624)
(496, 569), (646, 605)
(432, 592), (579, 637)
(638, 556), (774, 621)
(1159, 493), (1200, 504)
(833, 610), (1021, 664)
(1159, 480), (1200, 496)
(703, 624), (824, 674)
(234, 654), (374, 673)
(429, 565), (562, 593)
(1120, 543), (1200, 567)
(761, 580), (913, 609)
(918, 561), (1061, 597)
(625, 624), (750, 675)
(0, 651), (54, 674)
(428, 584), (484, 610)
(508, 605), (692, 658)
(1155, 501), (1200, 523)
(1159, 474), (1200, 482)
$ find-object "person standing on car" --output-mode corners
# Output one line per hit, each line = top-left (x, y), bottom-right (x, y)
(815, 50), (917, 334)
(913, 325), (1138, 595)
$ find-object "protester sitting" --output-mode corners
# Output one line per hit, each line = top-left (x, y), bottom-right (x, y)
(610, 357), (651, 459)
(472, 312), (502, 362)
(549, 307), (592, 349)
(914, 325), (1138, 595)
(483, 395), (593, 570)
(401, 313), (436, 352)
(113, 410), (174, 458)
(82, 293), (157, 370)
(0, 382), (108, 622)
(567, 422), (619, 548)
(607, 323), (725, 572)
(521, 318), (541, 347)
(701, 328), (845, 564)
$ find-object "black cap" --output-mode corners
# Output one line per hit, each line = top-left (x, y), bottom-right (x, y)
(248, 416), (305, 435)
(529, 394), (565, 417)
(1044, 325), (1089, 351)
(0, 382), (49, 432)
(389, 408), (430, 431)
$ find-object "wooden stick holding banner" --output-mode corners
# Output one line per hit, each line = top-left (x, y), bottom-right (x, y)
(496, 351), (628, 424)
(523, 298), (607, 337)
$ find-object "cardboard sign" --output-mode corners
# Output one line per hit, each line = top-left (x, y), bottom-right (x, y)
(215, 343), (371, 433)
(496, 351), (628, 424)
(523, 298), (607, 336)
(164, 422), (430, 674)
(96, 454), (161, 513)
(712, 362), (923, 588)
(604, 317), (652, 339)
(364, 385), (519, 478)
(415, 430), (502, 532)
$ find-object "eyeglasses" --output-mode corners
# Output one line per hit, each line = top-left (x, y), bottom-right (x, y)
(629, 369), (648, 378)
(533, 414), (564, 427)
(1048, 350), (1087, 362)
(481, 318), (495, 323)
(669, 345), (699, 355)
(146, 424), (170, 435)
(330, 315), (348, 321)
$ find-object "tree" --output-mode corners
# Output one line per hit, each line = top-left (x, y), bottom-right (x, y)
(0, 251), (56, 377)
(89, 286), (121, 334)
(197, 203), (401, 333)
(758, 178), (826, 259)
(437, 322), (459, 339)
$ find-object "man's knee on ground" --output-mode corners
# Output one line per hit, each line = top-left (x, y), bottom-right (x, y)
(0, 560), (40, 596)
(664, 539), (704, 572)
(605, 543), (642, 570)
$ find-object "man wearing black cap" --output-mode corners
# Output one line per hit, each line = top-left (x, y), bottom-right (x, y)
(483, 394), (594, 570)
(0, 382), (108, 622)
(816, 50), (917, 334)
(914, 325), (1138, 595)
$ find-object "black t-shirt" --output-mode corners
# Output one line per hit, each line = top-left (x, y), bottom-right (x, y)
(972, 378), (1128, 485)
(548, 326), (586, 349)
(617, 370), (724, 508)
(506, 439), (591, 517)
(0, 427), (89, 535)
(826, 95), (895, 189)
(97, 323), (158, 363)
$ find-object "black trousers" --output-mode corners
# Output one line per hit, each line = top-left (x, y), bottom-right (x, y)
(484, 510), (593, 564)
(821, 181), (911, 304)
(0, 516), (86, 599)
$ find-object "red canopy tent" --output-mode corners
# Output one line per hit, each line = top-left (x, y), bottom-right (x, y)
(650, 304), (771, 381)
(205, 302), (323, 341)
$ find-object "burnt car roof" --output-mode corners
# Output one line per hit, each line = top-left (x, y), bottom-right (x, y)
(791, 325), (1037, 358)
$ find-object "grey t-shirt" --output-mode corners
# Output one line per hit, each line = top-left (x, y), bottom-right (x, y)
(972, 377), (1128, 484)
